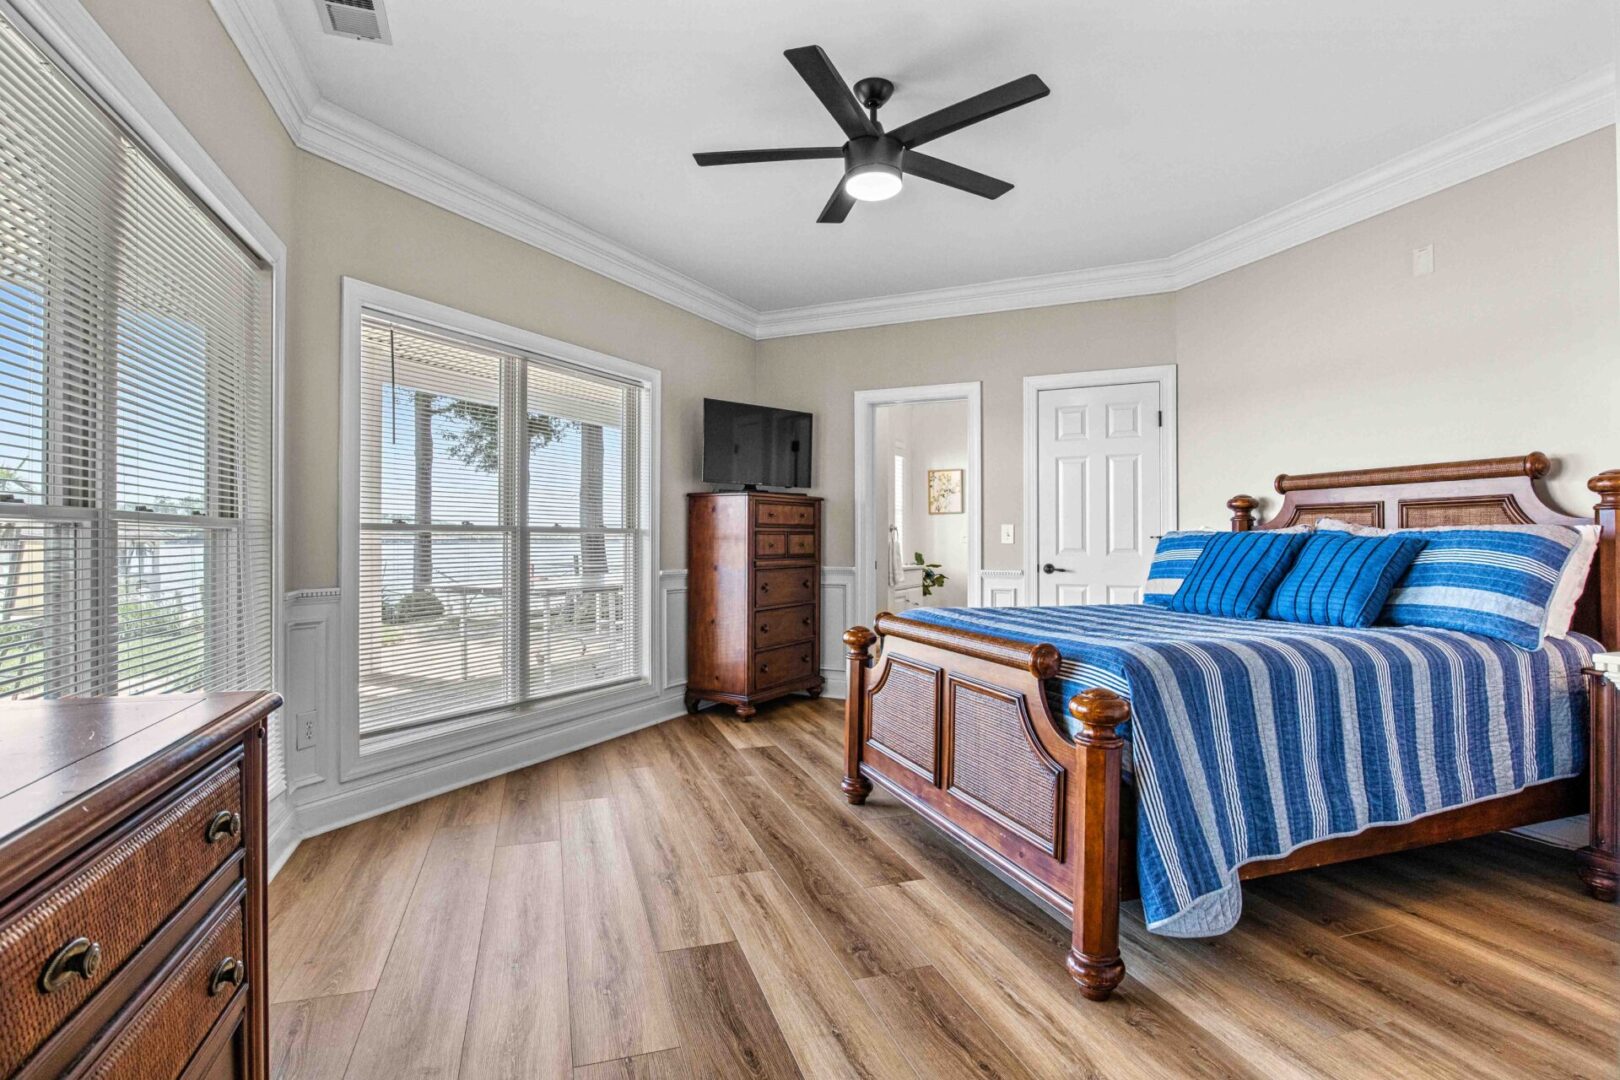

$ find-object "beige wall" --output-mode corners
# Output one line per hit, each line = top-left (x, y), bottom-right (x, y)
(81, 0), (755, 590)
(757, 296), (1177, 568)
(1174, 129), (1619, 529)
(759, 129), (1620, 571)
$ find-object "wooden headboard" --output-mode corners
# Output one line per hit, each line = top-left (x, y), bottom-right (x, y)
(1225, 453), (1620, 649)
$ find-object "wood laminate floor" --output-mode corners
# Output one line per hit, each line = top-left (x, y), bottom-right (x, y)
(269, 697), (1620, 1079)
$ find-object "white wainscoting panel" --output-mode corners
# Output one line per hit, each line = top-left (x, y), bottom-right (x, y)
(820, 566), (856, 699)
(283, 589), (341, 798)
(660, 569), (688, 690)
(981, 569), (1027, 607)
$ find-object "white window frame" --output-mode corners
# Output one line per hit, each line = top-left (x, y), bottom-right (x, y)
(1, 0), (286, 780)
(338, 278), (661, 781)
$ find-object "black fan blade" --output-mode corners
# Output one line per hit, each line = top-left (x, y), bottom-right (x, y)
(817, 181), (855, 224)
(890, 74), (1050, 149)
(693, 148), (844, 166)
(785, 45), (878, 141)
(903, 152), (1013, 199)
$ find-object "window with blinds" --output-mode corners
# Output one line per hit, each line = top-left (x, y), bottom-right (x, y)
(0, 16), (278, 786)
(356, 314), (649, 737)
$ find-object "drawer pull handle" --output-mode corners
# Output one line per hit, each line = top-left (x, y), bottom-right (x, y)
(209, 956), (245, 996)
(205, 810), (242, 844)
(40, 937), (101, 994)
(760, 584), (769, 593)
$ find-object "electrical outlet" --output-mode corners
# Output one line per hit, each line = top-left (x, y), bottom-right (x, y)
(294, 710), (317, 750)
(1000, 523), (1015, 544)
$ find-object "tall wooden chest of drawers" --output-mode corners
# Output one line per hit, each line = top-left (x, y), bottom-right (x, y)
(686, 491), (824, 718)
(0, 692), (281, 1079)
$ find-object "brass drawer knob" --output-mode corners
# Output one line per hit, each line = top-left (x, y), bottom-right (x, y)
(40, 936), (101, 994)
(205, 809), (242, 844)
(208, 956), (245, 996)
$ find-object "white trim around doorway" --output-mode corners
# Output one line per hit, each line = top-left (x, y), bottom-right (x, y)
(853, 382), (984, 628)
(1021, 366), (1178, 601)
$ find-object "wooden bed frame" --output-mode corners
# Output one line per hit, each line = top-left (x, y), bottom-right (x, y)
(840, 453), (1620, 1001)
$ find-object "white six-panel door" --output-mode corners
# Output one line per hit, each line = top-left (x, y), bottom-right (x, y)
(1035, 381), (1163, 606)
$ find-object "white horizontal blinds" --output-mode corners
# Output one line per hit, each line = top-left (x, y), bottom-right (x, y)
(357, 313), (649, 736)
(525, 361), (644, 697)
(0, 16), (278, 789)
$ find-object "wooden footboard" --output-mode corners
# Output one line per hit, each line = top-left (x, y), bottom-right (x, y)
(841, 455), (1620, 1003)
(841, 614), (1131, 1000)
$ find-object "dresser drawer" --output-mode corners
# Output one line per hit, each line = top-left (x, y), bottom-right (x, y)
(86, 896), (246, 1080)
(753, 643), (816, 691)
(754, 531), (816, 559)
(754, 604), (816, 650)
(0, 758), (243, 1075)
(755, 501), (815, 527)
(754, 567), (816, 609)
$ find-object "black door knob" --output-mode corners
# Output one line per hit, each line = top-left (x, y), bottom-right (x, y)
(1041, 563), (1070, 575)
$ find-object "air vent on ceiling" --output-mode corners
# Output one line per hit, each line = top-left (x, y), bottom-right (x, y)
(315, 0), (391, 43)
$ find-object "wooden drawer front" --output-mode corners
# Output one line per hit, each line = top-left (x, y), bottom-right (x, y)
(754, 567), (816, 609)
(87, 898), (245, 1080)
(755, 501), (815, 528)
(0, 759), (242, 1075)
(754, 643), (815, 691)
(754, 604), (816, 650)
(754, 531), (816, 560)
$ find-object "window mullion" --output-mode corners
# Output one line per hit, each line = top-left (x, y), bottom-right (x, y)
(504, 357), (530, 704)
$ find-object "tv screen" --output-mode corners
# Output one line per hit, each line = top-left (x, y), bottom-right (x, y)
(703, 398), (813, 489)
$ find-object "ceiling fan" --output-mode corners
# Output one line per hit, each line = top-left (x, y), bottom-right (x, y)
(693, 45), (1050, 223)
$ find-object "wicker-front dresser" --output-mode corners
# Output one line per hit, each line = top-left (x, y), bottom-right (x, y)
(0, 693), (281, 1079)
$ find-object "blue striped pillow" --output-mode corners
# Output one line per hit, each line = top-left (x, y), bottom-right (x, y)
(1380, 527), (1582, 649)
(1168, 531), (1310, 619)
(1142, 531), (1215, 606)
(1266, 532), (1427, 627)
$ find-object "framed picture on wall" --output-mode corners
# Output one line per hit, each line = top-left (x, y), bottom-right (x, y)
(927, 469), (964, 515)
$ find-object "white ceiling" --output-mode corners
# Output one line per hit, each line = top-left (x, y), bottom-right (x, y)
(271, 0), (1611, 313)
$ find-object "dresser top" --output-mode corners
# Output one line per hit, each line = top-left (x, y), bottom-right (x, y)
(0, 692), (280, 853)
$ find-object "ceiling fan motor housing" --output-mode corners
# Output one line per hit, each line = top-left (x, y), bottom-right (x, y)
(844, 135), (905, 177)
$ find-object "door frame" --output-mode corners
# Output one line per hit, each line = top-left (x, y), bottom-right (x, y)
(854, 382), (984, 626)
(1022, 366), (1178, 602)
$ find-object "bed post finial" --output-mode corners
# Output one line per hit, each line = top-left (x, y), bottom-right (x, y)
(842, 626), (878, 805)
(1227, 494), (1258, 532)
(1065, 688), (1130, 1000)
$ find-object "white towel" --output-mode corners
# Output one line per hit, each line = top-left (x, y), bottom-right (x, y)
(887, 526), (905, 587)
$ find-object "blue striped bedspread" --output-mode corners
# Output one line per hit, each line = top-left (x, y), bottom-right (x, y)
(897, 604), (1595, 937)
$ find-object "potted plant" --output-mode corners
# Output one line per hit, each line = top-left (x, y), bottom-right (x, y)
(912, 552), (948, 598)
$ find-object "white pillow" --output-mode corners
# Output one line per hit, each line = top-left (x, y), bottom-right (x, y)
(1315, 517), (1599, 639)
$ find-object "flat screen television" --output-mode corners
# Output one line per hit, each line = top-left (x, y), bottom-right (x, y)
(702, 398), (813, 489)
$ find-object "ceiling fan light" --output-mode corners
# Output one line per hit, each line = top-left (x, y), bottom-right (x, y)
(844, 164), (903, 202)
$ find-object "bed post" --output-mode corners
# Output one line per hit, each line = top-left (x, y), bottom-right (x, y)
(1065, 688), (1130, 1001)
(841, 626), (876, 805)
(1228, 494), (1258, 532)
(1579, 470), (1620, 901)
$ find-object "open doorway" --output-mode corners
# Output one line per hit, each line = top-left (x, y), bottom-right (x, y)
(854, 384), (982, 626)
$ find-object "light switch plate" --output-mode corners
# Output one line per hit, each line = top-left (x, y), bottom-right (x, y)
(1000, 523), (1015, 544)
(1411, 244), (1434, 276)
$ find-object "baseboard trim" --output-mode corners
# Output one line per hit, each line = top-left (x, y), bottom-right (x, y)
(292, 688), (689, 840)
(266, 791), (300, 880)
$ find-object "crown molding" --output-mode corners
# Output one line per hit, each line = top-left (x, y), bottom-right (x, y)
(756, 65), (1616, 338)
(208, 0), (1613, 342)
(752, 257), (1177, 338)
(208, 0), (757, 338)
(1166, 64), (1616, 293)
